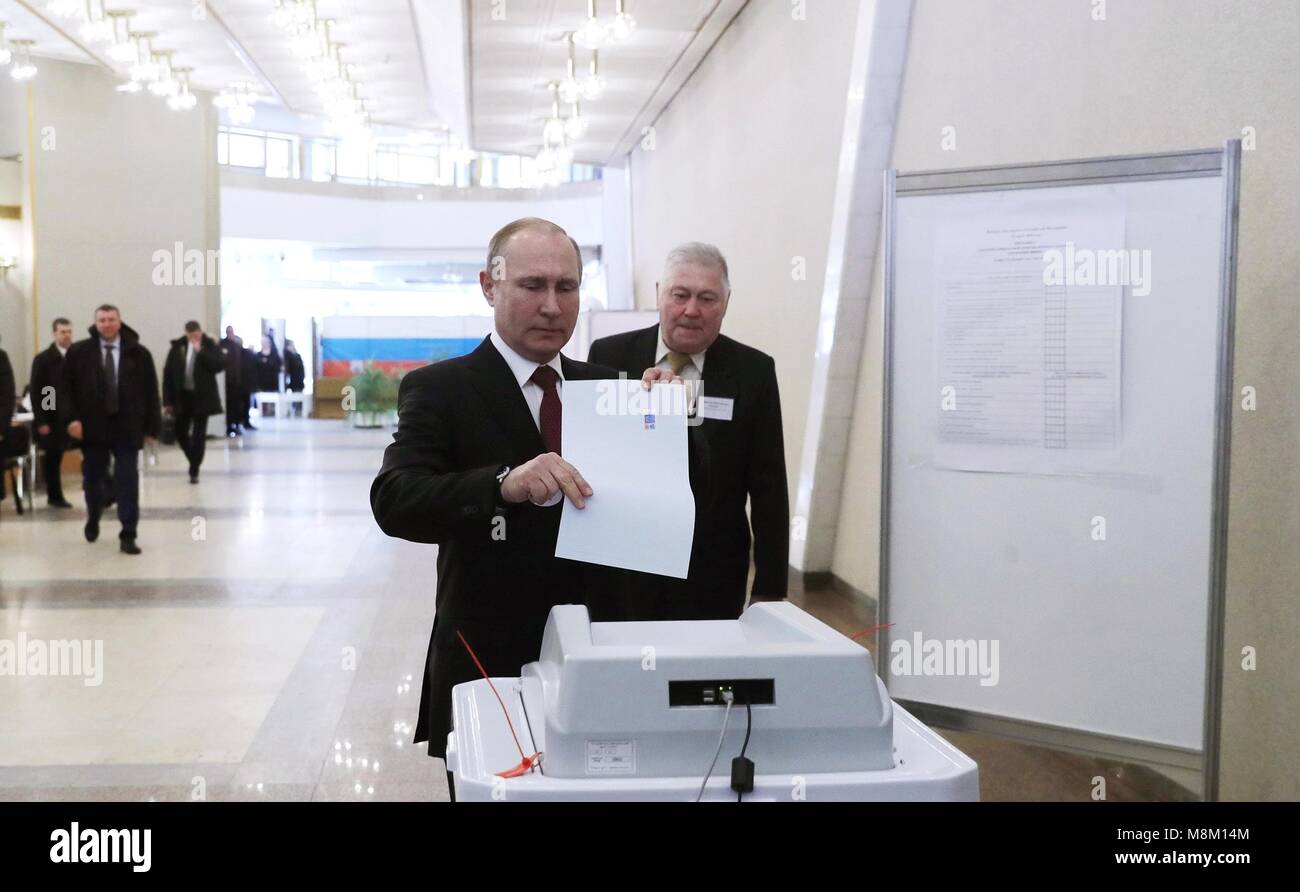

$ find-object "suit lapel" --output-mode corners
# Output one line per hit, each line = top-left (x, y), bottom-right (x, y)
(637, 325), (660, 373)
(700, 334), (738, 401)
(465, 337), (545, 457)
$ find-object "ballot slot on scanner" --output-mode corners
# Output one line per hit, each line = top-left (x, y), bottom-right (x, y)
(447, 602), (979, 801)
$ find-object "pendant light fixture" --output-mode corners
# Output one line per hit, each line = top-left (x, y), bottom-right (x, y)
(8, 39), (37, 81)
(580, 49), (606, 101)
(609, 0), (637, 41)
(167, 67), (197, 111)
(105, 10), (137, 63)
(126, 30), (158, 84)
(558, 33), (582, 104)
(565, 101), (588, 141)
(147, 49), (177, 96)
(542, 83), (567, 146)
(79, 0), (114, 44)
(573, 0), (606, 50)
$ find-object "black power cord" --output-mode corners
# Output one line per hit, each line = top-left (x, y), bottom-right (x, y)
(731, 701), (754, 802)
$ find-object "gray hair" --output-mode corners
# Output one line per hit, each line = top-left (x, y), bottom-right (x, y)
(663, 242), (730, 295)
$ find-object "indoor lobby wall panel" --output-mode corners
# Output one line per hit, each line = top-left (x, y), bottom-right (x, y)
(28, 59), (218, 366)
(831, 0), (1300, 800)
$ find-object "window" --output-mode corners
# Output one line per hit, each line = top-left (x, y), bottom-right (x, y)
(335, 141), (371, 181)
(265, 136), (293, 178)
(375, 150), (401, 183)
(399, 152), (437, 185)
(216, 128), (601, 190)
(227, 132), (266, 169)
(496, 155), (522, 189)
(308, 140), (336, 182)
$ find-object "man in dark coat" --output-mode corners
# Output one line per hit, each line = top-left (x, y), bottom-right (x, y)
(29, 317), (76, 507)
(255, 333), (282, 394)
(589, 242), (790, 621)
(370, 218), (680, 794)
(60, 305), (161, 554)
(0, 337), (15, 453)
(284, 340), (306, 391)
(240, 344), (259, 430)
(219, 325), (245, 437)
(163, 321), (224, 483)
(284, 340), (307, 416)
(0, 337), (32, 517)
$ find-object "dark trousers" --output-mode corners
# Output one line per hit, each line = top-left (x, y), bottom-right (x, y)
(42, 443), (66, 502)
(174, 392), (208, 472)
(225, 382), (244, 430)
(81, 416), (140, 540)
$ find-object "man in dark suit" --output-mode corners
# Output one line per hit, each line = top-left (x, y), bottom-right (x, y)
(589, 242), (790, 620)
(219, 326), (246, 437)
(284, 340), (305, 391)
(163, 321), (224, 484)
(29, 317), (76, 508)
(0, 337), (15, 450)
(61, 305), (161, 554)
(239, 343), (259, 430)
(371, 218), (679, 788)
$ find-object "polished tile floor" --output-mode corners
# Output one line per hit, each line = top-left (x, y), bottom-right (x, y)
(2, 418), (447, 802)
(0, 418), (1194, 802)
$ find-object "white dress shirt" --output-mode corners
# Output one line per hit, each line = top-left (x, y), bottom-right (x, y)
(490, 329), (564, 432)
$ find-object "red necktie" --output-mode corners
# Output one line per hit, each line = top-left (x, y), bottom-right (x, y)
(531, 365), (561, 455)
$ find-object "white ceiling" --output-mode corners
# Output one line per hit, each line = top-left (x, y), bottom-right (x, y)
(0, 0), (746, 163)
(468, 0), (729, 163)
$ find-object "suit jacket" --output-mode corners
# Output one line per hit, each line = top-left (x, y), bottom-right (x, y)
(588, 325), (789, 619)
(163, 334), (225, 417)
(29, 343), (69, 449)
(219, 337), (244, 386)
(0, 347), (14, 431)
(284, 351), (306, 391)
(60, 323), (161, 448)
(240, 347), (259, 392)
(370, 337), (621, 758)
(255, 350), (282, 393)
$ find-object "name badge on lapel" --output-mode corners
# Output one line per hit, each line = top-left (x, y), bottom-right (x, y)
(698, 396), (734, 421)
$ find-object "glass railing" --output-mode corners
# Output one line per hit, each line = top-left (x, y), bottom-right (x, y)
(217, 127), (602, 190)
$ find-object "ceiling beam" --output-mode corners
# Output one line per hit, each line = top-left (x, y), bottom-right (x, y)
(607, 0), (750, 165)
(409, 0), (471, 142)
(202, 1), (296, 112)
(12, 0), (117, 72)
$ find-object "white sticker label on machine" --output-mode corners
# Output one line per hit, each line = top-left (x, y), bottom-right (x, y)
(585, 740), (636, 775)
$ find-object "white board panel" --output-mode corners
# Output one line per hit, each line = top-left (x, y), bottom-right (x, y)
(885, 173), (1226, 750)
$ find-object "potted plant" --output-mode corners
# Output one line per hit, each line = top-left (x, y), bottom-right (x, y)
(347, 365), (402, 428)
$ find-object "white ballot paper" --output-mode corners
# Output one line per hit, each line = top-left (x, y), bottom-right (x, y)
(555, 380), (695, 578)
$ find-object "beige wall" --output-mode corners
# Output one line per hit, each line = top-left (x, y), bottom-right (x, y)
(627, 0), (863, 509)
(9, 58), (219, 381)
(832, 0), (1299, 800)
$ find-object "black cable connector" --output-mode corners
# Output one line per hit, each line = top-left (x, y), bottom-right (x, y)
(732, 701), (755, 800)
(730, 755), (755, 799)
